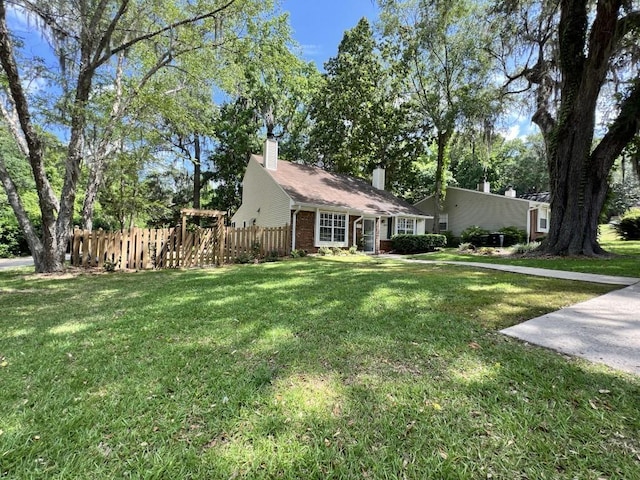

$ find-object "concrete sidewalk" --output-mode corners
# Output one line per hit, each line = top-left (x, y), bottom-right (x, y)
(383, 255), (638, 285)
(502, 282), (640, 375)
(381, 254), (640, 375)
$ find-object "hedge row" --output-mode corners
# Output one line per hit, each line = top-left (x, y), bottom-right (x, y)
(391, 234), (447, 254)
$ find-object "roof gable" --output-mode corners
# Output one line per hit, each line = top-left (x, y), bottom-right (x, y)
(416, 186), (549, 206)
(254, 155), (426, 217)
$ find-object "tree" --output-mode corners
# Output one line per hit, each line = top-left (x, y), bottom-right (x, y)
(207, 98), (261, 213)
(308, 17), (427, 194)
(450, 133), (549, 194)
(238, 14), (321, 143)
(380, 0), (502, 232)
(0, 0), (263, 272)
(498, 0), (640, 255)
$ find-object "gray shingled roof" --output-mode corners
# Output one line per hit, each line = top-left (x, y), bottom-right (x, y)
(255, 155), (428, 217)
(520, 192), (551, 203)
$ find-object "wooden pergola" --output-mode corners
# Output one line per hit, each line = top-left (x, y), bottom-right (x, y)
(179, 208), (226, 241)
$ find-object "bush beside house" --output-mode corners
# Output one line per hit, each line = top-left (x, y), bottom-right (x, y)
(460, 225), (527, 247)
(392, 234), (447, 254)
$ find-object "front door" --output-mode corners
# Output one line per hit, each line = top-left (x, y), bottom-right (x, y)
(362, 218), (376, 253)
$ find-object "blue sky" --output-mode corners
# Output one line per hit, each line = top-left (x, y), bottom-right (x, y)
(280, 0), (379, 68)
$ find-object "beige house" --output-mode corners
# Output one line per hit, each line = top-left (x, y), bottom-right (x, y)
(231, 139), (431, 253)
(414, 184), (550, 242)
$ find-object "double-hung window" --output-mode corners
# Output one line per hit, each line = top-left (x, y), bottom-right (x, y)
(318, 212), (346, 244)
(538, 206), (549, 232)
(438, 213), (449, 232)
(396, 217), (416, 235)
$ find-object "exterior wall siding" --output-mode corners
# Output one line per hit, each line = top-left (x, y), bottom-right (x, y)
(231, 158), (291, 228)
(416, 188), (530, 236)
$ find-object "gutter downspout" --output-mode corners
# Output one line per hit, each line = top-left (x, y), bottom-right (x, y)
(353, 215), (364, 248)
(291, 205), (301, 250)
(527, 204), (537, 243)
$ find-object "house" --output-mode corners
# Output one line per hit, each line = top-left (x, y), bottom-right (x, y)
(231, 139), (431, 253)
(414, 183), (550, 242)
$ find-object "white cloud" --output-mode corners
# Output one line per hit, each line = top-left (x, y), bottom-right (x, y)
(503, 124), (521, 140)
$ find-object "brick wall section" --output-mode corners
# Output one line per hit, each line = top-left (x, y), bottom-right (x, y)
(380, 240), (392, 252)
(294, 211), (366, 253)
(294, 210), (316, 252)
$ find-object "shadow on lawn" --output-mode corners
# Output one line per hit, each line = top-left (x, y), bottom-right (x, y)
(1, 259), (638, 478)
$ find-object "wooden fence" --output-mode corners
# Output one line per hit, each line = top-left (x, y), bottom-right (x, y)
(222, 225), (292, 264)
(70, 224), (291, 270)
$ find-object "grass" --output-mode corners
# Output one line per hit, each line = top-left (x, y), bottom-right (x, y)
(413, 225), (640, 278)
(1, 257), (639, 479)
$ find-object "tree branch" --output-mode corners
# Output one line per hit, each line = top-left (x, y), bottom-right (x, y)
(0, 0), (60, 214)
(96, 0), (237, 69)
(591, 80), (640, 174)
(91, 0), (130, 66)
(0, 153), (42, 256)
(613, 10), (640, 48)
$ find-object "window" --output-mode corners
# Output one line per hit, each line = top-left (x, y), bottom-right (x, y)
(438, 213), (448, 231)
(318, 212), (346, 244)
(538, 207), (549, 232)
(396, 217), (416, 235)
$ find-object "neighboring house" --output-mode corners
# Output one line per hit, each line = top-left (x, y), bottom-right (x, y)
(414, 184), (550, 242)
(231, 139), (431, 253)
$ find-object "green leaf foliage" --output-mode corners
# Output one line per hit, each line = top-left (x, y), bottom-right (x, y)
(391, 233), (447, 253)
(308, 18), (427, 195)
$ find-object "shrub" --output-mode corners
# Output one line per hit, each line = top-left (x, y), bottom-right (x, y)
(614, 208), (640, 240)
(290, 249), (307, 258)
(498, 226), (527, 246)
(234, 252), (255, 264)
(391, 234), (447, 254)
(460, 226), (490, 247)
(458, 242), (475, 252)
(441, 230), (460, 248)
(318, 246), (332, 256)
(263, 250), (280, 262)
(348, 245), (359, 255)
(103, 260), (117, 272)
(512, 241), (541, 254)
(331, 247), (343, 256)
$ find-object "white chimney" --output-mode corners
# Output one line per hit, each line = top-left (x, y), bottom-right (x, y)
(263, 137), (278, 171)
(478, 181), (490, 193)
(372, 167), (385, 190)
(505, 187), (516, 198)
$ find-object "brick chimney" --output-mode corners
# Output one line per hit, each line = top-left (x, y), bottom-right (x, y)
(372, 166), (385, 190)
(263, 137), (278, 171)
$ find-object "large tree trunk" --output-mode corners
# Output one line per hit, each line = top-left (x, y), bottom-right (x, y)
(531, 0), (640, 256)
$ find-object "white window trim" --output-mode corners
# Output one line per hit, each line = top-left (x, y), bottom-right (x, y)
(395, 217), (417, 235)
(438, 213), (449, 231)
(315, 210), (349, 247)
(538, 206), (549, 233)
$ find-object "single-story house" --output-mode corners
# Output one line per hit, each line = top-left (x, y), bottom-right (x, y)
(231, 139), (431, 253)
(414, 184), (550, 242)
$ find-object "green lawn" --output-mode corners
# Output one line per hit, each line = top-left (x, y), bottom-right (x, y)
(1, 257), (639, 479)
(413, 225), (640, 278)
